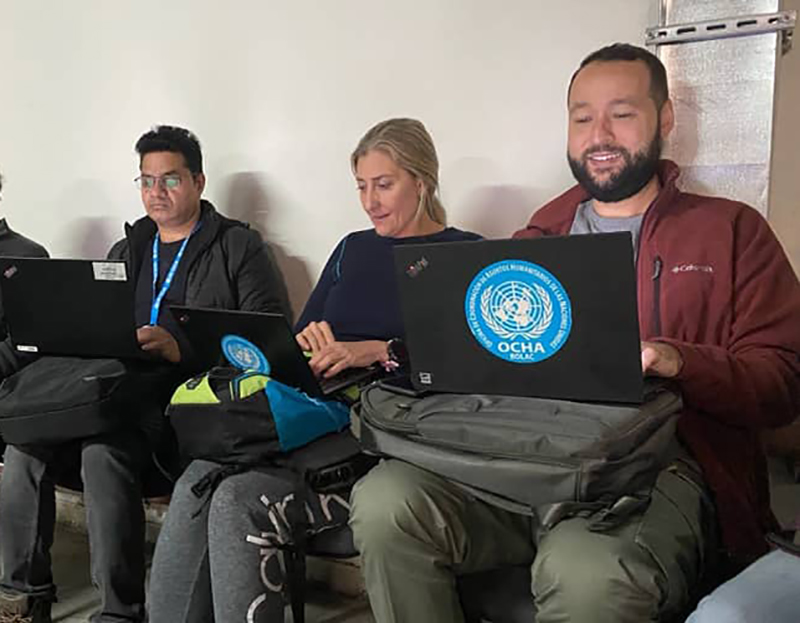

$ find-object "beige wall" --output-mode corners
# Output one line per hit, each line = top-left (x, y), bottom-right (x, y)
(769, 0), (800, 275)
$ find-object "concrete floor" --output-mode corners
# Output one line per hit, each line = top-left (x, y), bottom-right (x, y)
(14, 524), (374, 623)
(4, 460), (798, 623)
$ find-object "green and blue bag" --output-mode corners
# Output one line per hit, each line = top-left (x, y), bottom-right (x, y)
(167, 366), (352, 465)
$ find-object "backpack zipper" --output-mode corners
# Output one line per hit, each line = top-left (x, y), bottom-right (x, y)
(361, 395), (584, 467)
(416, 434), (583, 467)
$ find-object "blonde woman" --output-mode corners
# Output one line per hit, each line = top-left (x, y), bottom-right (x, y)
(148, 118), (480, 623)
(295, 117), (480, 377)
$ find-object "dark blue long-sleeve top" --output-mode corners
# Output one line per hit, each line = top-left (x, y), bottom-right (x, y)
(295, 227), (482, 342)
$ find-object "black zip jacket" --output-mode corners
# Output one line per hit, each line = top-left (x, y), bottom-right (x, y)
(0, 218), (49, 379)
(107, 200), (290, 372)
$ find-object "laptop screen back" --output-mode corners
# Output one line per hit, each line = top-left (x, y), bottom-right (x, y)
(394, 233), (644, 403)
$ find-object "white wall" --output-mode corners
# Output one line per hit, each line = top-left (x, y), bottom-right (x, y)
(0, 1), (653, 314)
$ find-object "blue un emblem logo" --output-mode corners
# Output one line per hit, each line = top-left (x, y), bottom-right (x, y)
(465, 260), (572, 364)
(221, 335), (271, 374)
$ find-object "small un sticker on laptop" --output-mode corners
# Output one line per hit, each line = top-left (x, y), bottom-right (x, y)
(464, 260), (572, 364)
(221, 335), (271, 374)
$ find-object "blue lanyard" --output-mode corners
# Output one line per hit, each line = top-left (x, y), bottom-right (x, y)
(150, 222), (200, 326)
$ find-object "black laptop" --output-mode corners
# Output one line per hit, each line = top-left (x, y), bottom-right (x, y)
(393, 232), (644, 403)
(0, 257), (145, 359)
(169, 306), (379, 398)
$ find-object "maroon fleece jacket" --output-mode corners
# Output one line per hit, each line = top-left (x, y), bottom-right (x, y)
(514, 160), (800, 562)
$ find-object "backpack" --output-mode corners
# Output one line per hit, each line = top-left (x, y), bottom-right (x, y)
(355, 380), (682, 530)
(0, 356), (176, 446)
(166, 366), (354, 463)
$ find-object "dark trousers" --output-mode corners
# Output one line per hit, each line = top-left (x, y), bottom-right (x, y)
(0, 431), (150, 623)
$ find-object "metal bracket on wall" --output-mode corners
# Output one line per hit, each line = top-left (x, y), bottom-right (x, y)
(646, 10), (796, 55)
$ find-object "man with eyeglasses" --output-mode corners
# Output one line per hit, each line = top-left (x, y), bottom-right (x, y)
(0, 125), (290, 623)
(0, 172), (49, 462)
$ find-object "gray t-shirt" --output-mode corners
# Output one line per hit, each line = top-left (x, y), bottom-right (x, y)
(569, 200), (644, 262)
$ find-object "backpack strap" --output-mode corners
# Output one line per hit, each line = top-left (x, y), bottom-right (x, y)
(586, 494), (651, 532)
(537, 493), (652, 533)
(283, 470), (310, 623)
(189, 463), (253, 518)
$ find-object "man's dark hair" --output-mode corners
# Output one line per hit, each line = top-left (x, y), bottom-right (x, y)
(568, 43), (669, 110)
(135, 125), (203, 175)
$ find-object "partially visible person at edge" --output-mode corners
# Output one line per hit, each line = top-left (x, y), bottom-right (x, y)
(0, 125), (289, 623)
(146, 117), (481, 623)
(0, 172), (49, 461)
(686, 542), (800, 623)
(349, 44), (800, 623)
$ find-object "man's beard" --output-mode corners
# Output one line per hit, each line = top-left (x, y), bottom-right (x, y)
(568, 133), (661, 203)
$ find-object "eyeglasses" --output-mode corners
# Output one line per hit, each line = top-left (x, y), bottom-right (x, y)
(134, 174), (183, 191)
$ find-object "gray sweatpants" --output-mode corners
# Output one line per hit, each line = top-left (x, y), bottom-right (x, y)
(0, 434), (150, 623)
(147, 460), (350, 623)
(350, 458), (714, 623)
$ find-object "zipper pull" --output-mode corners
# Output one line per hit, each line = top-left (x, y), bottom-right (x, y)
(651, 255), (664, 337)
(652, 256), (663, 280)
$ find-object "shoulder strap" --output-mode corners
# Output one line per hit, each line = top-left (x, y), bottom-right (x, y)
(537, 493), (652, 534)
(284, 470), (310, 623)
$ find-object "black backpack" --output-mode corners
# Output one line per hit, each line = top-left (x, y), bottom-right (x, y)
(0, 356), (176, 445)
(166, 366), (355, 464)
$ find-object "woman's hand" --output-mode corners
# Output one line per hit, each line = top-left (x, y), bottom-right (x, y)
(309, 340), (389, 378)
(296, 321), (337, 354)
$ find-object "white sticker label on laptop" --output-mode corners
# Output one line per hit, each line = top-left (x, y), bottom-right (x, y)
(16, 345), (39, 353)
(92, 262), (127, 282)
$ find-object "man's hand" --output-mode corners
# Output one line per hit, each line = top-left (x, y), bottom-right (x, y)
(641, 341), (683, 378)
(137, 325), (181, 363)
(296, 321), (336, 354)
(309, 340), (389, 378)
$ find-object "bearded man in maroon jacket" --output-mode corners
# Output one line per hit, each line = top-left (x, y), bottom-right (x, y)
(350, 43), (800, 623)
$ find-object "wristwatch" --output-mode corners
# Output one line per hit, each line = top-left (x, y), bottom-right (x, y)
(386, 337), (409, 367)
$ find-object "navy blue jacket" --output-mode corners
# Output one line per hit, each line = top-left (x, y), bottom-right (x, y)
(296, 227), (482, 341)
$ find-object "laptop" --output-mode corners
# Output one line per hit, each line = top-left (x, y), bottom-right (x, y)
(393, 232), (644, 404)
(169, 306), (379, 398)
(0, 257), (146, 359)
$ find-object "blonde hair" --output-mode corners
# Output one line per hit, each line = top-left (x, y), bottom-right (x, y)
(351, 118), (447, 226)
